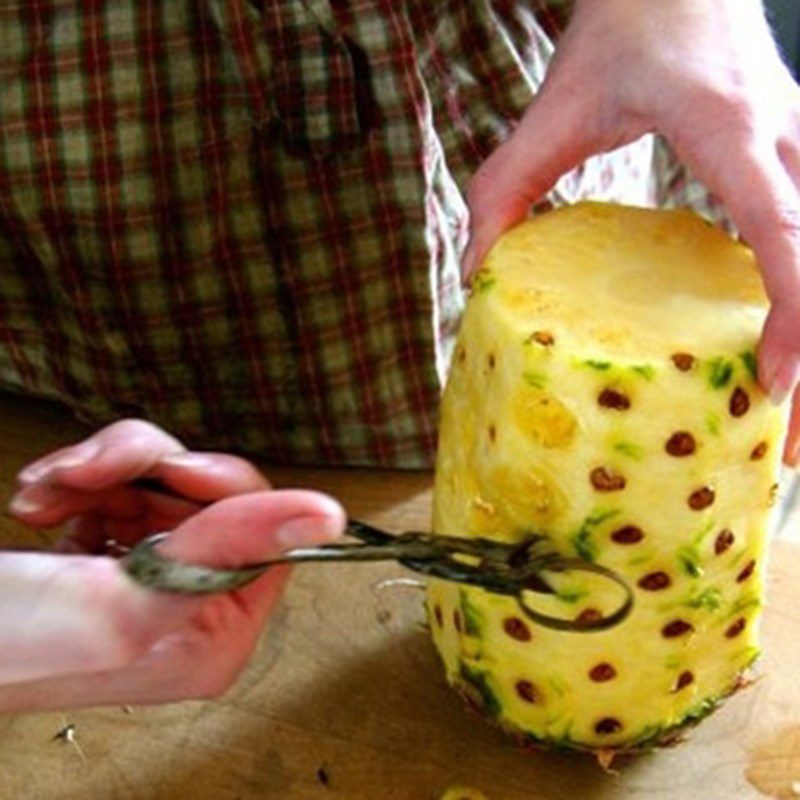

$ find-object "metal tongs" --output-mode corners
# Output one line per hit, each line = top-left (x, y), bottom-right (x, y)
(123, 520), (634, 632)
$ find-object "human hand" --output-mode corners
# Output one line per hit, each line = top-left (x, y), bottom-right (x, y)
(463, 0), (800, 464)
(1, 420), (345, 712)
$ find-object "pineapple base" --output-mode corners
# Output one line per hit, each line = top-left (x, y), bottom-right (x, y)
(450, 659), (754, 760)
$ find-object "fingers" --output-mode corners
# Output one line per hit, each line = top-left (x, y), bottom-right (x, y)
(10, 418), (270, 530)
(462, 88), (599, 279)
(146, 451), (271, 503)
(16, 419), (185, 491)
(679, 133), (800, 416)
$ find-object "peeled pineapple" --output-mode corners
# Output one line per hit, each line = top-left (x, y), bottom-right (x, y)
(429, 202), (789, 754)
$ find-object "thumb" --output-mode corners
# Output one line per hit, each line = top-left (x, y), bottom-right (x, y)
(156, 489), (346, 568)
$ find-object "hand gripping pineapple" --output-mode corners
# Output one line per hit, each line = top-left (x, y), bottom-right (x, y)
(429, 202), (790, 755)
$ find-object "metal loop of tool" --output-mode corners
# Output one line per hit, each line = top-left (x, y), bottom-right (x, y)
(121, 520), (634, 633)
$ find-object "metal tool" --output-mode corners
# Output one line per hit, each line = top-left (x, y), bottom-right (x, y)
(122, 519), (634, 632)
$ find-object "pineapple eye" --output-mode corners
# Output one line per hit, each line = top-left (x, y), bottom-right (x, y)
(503, 617), (532, 642)
(594, 717), (623, 735)
(665, 431), (696, 457)
(610, 525), (645, 545)
(688, 486), (715, 510)
(590, 467), (627, 492)
(575, 607), (602, 625)
(528, 330), (555, 347)
(725, 617), (747, 638)
(729, 386), (750, 417)
(662, 619), (694, 638)
(673, 670), (694, 691)
(736, 559), (756, 583)
(588, 663), (617, 683)
(514, 680), (541, 704)
(671, 352), (696, 371)
(714, 529), (735, 555)
(637, 571), (672, 591)
(433, 605), (444, 628)
(749, 441), (768, 460)
(453, 610), (463, 633)
(598, 388), (631, 410)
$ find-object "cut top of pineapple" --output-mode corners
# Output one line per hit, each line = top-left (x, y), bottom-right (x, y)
(477, 202), (767, 361)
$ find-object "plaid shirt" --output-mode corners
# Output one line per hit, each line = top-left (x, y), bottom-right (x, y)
(0, 1), (720, 468)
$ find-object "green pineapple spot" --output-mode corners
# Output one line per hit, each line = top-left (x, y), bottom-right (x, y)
(707, 357), (734, 389)
(693, 519), (715, 545)
(582, 359), (612, 371)
(555, 587), (588, 604)
(522, 371), (547, 389)
(613, 441), (643, 461)
(677, 545), (704, 578)
(547, 676), (567, 698)
(460, 589), (485, 637)
(570, 509), (619, 562)
(728, 595), (760, 618)
(686, 587), (722, 611)
(630, 364), (656, 380)
(705, 411), (722, 436)
(627, 553), (652, 566)
(664, 654), (682, 669)
(739, 351), (758, 382)
(472, 269), (496, 294)
(459, 663), (501, 717)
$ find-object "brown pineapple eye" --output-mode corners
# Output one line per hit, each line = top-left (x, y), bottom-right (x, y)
(590, 467), (626, 492)
(671, 353), (695, 371)
(503, 617), (532, 642)
(665, 431), (696, 457)
(589, 663), (617, 682)
(598, 389), (631, 410)
(729, 387), (750, 417)
(594, 717), (623, 735)
(515, 680), (540, 703)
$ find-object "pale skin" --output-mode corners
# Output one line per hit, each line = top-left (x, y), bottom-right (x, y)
(1, 420), (345, 712)
(3, 0), (800, 712)
(464, 0), (800, 465)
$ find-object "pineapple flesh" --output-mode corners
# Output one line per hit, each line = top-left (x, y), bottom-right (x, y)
(429, 202), (789, 753)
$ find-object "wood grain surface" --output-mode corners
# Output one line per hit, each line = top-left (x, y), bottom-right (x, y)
(0, 393), (797, 800)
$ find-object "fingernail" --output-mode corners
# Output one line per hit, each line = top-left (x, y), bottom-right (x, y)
(160, 452), (213, 469)
(20, 440), (100, 483)
(8, 493), (42, 516)
(769, 358), (800, 406)
(275, 514), (343, 549)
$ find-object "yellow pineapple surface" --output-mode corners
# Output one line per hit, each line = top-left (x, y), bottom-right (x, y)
(429, 202), (789, 753)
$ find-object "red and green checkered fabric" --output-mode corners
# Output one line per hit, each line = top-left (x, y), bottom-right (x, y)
(0, 1), (722, 468)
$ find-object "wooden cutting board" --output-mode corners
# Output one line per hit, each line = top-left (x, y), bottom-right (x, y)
(0, 394), (798, 800)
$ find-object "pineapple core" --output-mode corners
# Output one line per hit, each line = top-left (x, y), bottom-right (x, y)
(429, 202), (788, 752)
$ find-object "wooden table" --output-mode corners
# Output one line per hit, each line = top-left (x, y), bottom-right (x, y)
(0, 393), (798, 800)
